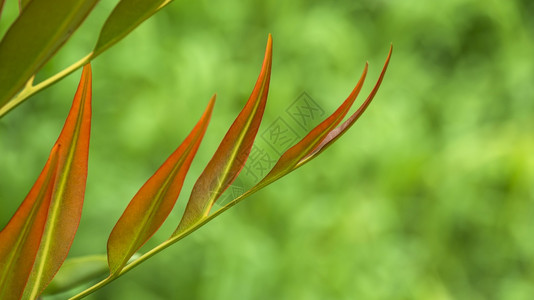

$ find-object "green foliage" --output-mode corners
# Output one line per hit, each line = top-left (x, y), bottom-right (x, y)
(0, 1), (391, 299)
(0, 0), (97, 107)
(0, 0), (172, 117)
(93, 0), (168, 57)
(0, 65), (92, 300)
(1, 0), (533, 299)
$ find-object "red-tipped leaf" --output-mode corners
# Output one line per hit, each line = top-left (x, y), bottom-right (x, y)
(22, 64), (92, 299)
(298, 45), (392, 166)
(107, 95), (215, 275)
(175, 34), (273, 234)
(255, 63), (369, 188)
(0, 146), (60, 300)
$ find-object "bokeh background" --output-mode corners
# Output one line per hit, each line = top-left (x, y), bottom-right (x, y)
(1, 0), (534, 299)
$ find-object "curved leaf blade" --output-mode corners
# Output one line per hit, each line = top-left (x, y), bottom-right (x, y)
(22, 64), (93, 299)
(93, 0), (168, 57)
(175, 34), (273, 234)
(256, 62), (369, 188)
(42, 255), (107, 296)
(298, 45), (392, 166)
(107, 95), (215, 275)
(209, 47), (392, 226)
(0, 0), (97, 108)
(0, 146), (60, 300)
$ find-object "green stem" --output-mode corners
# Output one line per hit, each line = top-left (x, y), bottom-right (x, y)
(68, 163), (288, 299)
(0, 53), (93, 118)
(68, 184), (264, 300)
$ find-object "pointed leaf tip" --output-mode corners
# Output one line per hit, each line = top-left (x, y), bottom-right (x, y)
(107, 95), (215, 274)
(175, 36), (273, 234)
(22, 64), (92, 299)
(238, 46), (391, 201)
(93, 0), (167, 57)
(0, 65), (92, 299)
(298, 45), (392, 164)
(255, 62), (369, 188)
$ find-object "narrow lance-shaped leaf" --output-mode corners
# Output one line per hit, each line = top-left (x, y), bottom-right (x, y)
(107, 95), (215, 275)
(297, 45), (392, 167)
(0, 146), (60, 300)
(175, 34), (273, 234)
(0, 0), (176, 118)
(0, 0), (97, 108)
(231, 46), (391, 203)
(254, 63), (369, 189)
(93, 0), (168, 57)
(22, 64), (93, 299)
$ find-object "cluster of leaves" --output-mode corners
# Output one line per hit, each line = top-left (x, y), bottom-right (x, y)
(0, 1), (392, 299)
(0, 0), (172, 117)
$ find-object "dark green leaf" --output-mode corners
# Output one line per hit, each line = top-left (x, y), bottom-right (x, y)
(0, 0), (97, 108)
(93, 0), (167, 57)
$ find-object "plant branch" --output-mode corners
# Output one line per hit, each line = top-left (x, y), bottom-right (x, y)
(68, 184), (266, 300)
(68, 156), (291, 299)
(0, 53), (93, 118)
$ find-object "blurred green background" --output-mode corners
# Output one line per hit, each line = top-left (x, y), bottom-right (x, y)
(1, 0), (534, 299)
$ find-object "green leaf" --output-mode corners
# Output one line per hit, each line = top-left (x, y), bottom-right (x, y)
(107, 96), (214, 275)
(42, 255), (108, 296)
(174, 34), (273, 234)
(0, 0), (176, 118)
(93, 0), (168, 57)
(0, 0), (97, 109)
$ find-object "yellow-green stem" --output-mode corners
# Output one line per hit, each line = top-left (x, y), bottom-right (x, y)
(68, 183), (266, 300)
(0, 53), (92, 118)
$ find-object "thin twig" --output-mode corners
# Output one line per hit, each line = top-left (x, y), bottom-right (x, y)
(0, 53), (93, 118)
